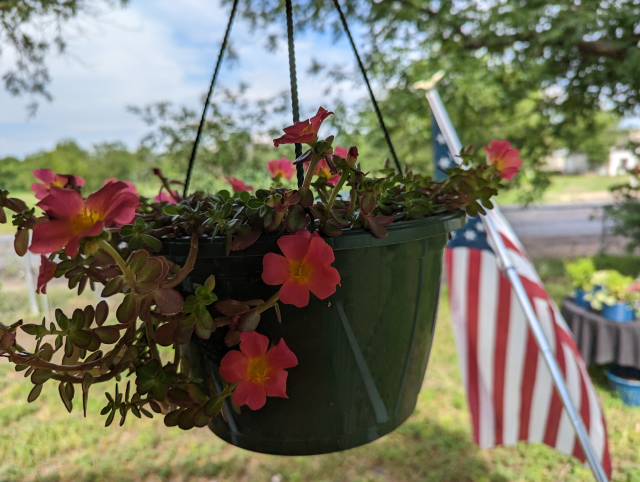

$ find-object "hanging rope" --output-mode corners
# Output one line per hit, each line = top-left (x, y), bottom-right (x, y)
(285, 0), (305, 188)
(331, 0), (402, 174)
(183, 0), (239, 197)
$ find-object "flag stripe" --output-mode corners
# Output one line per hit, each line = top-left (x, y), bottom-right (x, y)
(466, 249), (482, 444)
(444, 208), (611, 478)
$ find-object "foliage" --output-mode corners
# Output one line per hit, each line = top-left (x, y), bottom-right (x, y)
(585, 270), (637, 309)
(0, 140), (154, 192)
(605, 176), (640, 253)
(128, 86), (292, 194)
(0, 0), (128, 112)
(6, 288), (640, 481)
(564, 258), (596, 291)
(227, 0), (630, 202)
(0, 106), (515, 431)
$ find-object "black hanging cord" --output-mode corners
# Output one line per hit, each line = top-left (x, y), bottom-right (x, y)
(285, 0), (305, 188)
(183, 0), (239, 197)
(332, 0), (402, 174)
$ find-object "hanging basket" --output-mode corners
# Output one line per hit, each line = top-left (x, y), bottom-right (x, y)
(163, 211), (465, 455)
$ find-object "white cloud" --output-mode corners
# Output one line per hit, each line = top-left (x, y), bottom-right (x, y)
(0, 0), (368, 158)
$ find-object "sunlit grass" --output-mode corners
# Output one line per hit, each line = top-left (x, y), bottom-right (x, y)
(1, 279), (639, 481)
(497, 173), (630, 205)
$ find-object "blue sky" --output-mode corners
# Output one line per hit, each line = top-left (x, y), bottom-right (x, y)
(0, 0), (367, 158)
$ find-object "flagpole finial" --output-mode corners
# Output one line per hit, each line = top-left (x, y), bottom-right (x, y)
(413, 70), (445, 91)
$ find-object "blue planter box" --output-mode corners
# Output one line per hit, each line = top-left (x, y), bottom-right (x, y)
(606, 366), (640, 407)
(601, 302), (635, 322)
(574, 288), (591, 309)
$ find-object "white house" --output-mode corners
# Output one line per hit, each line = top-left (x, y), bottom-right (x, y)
(608, 147), (639, 176)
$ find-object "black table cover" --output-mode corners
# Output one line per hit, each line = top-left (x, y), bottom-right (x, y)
(561, 298), (640, 370)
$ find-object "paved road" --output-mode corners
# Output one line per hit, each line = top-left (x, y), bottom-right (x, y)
(0, 202), (622, 260)
(501, 202), (609, 239)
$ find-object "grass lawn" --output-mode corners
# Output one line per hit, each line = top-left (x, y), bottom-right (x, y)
(496, 174), (631, 205)
(1, 273), (639, 481)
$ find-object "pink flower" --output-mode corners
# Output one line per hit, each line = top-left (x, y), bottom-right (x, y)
(220, 331), (298, 410)
(36, 255), (57, 294)
(262, 229), (341, 308)
(333, 146), (359, 166)
(273, 107), (333, 147)
(154, 191), (179, 203)
(267, 158), (296, 180)
(29, 182), (139, 257)
(226, 177), (254, 193)
(104, 178), (138, 196)
(483, 140), (522, 181)
(31, 169), (85, 200)
(313, 158), (341, 186)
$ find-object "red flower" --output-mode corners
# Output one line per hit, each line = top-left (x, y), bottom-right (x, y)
(226, 176), (254, 193)
(104, 178), (138, 196)
(262, 229), (340, 308)
(267, 157), (296, 180)
(29, 182), (139, 257)
(154, 191), (179, 203)
(311, 158), (341, 186)
(36, 255), (57, 294)
(273, 107), (333, 147)
(220, 331), (298, 410)
(31, 169), (85, 200)
(483, 140), (522, 180)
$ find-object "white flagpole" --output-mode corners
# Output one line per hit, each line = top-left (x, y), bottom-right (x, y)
(418, 78), (609, 482)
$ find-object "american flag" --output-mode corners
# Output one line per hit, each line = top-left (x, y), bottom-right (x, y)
(434, 117), (612, 476)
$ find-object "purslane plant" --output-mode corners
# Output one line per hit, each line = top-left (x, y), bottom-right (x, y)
(0, 107), (521, 430)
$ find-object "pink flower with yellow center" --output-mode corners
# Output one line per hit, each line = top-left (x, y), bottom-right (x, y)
(226, 177), (254, 193)
(311, 158), (341, 186)
(483, 140), (522, 181)
(273, 107), (333, 147)
(267, 157), (296, 180)
(262, 229), (341, 308)
(36, 255), (57, 294)
(219, 331), (298, 410)
(31, 169), (85, 200)
(29, 181), (139, 257)
(104, 178), (139, 196)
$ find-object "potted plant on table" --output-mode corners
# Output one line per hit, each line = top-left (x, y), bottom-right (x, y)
(585, 270), (638, 322)
(565, 258), (596, 309)
(0, 107), (520, 455)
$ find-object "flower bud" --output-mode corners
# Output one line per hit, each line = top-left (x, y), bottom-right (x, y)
(84, 239), (101, 256)
(346, 146), (359, 166)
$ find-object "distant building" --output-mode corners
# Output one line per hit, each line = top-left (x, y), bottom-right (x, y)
(543, 149), (589, 174)
(608, 147), (638, 176)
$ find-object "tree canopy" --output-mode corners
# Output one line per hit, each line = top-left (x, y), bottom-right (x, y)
(0, 0), (127, 112)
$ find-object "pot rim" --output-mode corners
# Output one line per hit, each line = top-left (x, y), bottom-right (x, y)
(161, 209), (466, 258)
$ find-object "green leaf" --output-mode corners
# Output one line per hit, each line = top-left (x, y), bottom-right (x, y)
(82, 373), (93, 417)
(204, 396), (224, 417)
(127, 250), (150, 274)
(141, 234), (163, 251)
(102, 276), (125, 298)
(31, 369), (52, 385)
(58, 382), (73, 413)
(164, 409), (182, 427)
(116, 294), (139, 324)
(69, 330), (93, 349)
(94, 326), (120, 344)
(162, 204), (181, 216)
(95, 300), (109, 326)
(55, 309), (70, 330)
(28, 384), (43, 403)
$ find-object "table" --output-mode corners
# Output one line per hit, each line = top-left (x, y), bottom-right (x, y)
(561, 298), (640, 370)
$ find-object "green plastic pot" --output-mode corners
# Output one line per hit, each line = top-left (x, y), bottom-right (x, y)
(163, 211), (466, 455)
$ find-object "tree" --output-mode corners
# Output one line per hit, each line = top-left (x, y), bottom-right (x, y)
(224, 0), (632, 201)
(0, 0), (127, 113)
